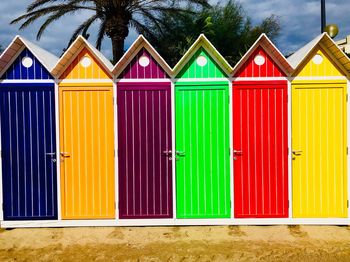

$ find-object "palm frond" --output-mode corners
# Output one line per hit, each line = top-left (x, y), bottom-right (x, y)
(96, 19), (107, 50)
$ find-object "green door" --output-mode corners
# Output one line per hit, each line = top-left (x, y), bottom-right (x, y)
(175, 82), (231, 218)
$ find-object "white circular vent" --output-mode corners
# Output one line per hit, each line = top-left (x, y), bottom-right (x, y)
(196, 55), (207, 67)
(312, 54), (323, 65)
(139, 56), (150, 67)
(22, 57), (33, 68)
(254, 55), (265, 66)
(80, 56), (92, 68)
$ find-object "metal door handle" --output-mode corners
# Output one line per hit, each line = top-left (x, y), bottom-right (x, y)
(233, 150), (243, 155)
(162, 150), (172, 156)
(176, 150), (186, 157)
(45, 152), (56, 156)
(292, 150), (302, 156)
(60, 152), (71, 157)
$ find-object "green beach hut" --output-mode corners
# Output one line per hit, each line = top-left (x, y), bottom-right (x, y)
(173, 34), (233, 219)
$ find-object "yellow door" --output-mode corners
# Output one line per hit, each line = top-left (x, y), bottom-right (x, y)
(292, 82), (347, 218)
(60, 85), (115, 219)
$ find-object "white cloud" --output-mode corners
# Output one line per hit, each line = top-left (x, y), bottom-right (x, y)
(239, 0), (350, 53)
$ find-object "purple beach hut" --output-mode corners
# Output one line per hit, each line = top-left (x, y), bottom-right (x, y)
(113, 35), (174, 219)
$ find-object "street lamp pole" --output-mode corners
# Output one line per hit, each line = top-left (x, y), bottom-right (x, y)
(321, 0), (326, 33)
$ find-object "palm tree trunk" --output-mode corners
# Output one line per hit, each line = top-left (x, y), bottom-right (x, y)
(111, 35), (125, 64)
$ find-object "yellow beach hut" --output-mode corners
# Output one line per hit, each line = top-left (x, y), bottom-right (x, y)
(288, 33), (350, 219)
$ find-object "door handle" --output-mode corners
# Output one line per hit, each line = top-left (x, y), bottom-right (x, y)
(292, 150), (302, 156)
(60, 152), (71, 158)
(176, 150), (186, 157)
(233, 150), (243, 155)
(162, 150), (172, 156)
(45, 152), (56, 156)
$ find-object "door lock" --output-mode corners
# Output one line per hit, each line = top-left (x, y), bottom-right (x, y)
(176, 150), (186, 157)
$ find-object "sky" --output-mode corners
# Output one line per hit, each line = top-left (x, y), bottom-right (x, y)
(0, 0), (349, 61)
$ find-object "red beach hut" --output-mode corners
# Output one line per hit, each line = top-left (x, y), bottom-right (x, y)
(232, 34), (293, 218)
(113, 35), (173, 219)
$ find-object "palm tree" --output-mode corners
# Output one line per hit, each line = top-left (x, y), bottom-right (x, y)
(11, 0), (210, 63)
(142, 1), (281, 66)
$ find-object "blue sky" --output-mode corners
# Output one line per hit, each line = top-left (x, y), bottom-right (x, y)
(0, 0), (349, 60)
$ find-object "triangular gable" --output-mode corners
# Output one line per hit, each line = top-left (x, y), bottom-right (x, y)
(0, 35), (58, 79)
(293, 45), (345, 77)
(232, 34), (293, 77)
(119, 48), (169, 79)
(52, 35), (113, 79)
(176, 47), (227, 78)
(235, 46), (285, 77)
(1, 48), (52, 80)
(113, 35), (172, 78)
(60, 47), (111, 80)
(288, 33), (350, 77)
(173, 34), (232, 78)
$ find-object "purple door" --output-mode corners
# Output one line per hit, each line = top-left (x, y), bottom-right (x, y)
(117, 82), (173, 219)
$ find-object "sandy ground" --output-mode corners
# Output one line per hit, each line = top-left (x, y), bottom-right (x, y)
(1, 225), (350, 261)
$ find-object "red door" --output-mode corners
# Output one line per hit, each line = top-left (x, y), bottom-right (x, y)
(233, 81), (288, 218)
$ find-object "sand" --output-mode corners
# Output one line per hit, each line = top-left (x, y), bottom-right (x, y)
(1, 225), (350, 261)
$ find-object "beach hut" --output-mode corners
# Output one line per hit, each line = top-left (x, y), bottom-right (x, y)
(51, 36), (115, 220)
(0, 36), (59, 220)
(288, 33), (350, 218)
(231, 34), (293, 218)
(113, 36), (173, 219)
(173, 34), (233, 219)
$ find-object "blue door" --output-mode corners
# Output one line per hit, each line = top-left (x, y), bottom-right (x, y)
(0, 83), (57, 220)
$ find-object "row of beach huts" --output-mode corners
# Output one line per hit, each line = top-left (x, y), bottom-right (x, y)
(0, 32), (349, 227)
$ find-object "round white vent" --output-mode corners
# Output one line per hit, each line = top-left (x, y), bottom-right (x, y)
(312, 54), (323, 65)
(80, 56), (92, 68)
(196, 55), (207, 67)
(254, 55), (265, 66)
(139, 56), (150, 67)
(22, 57), (33, 68)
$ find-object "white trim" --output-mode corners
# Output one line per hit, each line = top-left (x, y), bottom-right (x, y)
(347, 80), (350, 219)
(1, 217), (350, 228)
(0, 105), (3, 221)
(54, 81), (62, 221)
(58, 79), (113, 84)
(288, 76), (348, 81)
(232, 77), (288, 82)
(116, 79), (172, 83)
(174, 78), (230, 83)
(231, 218), (350, 225)
(229, 81), (234, 218)
(0, 79), (55, 84)
(0, 46), (26, 78)
(288, 81), (293, 218)
(113, 79), (119, 219)
(171, 81), (177, 219)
